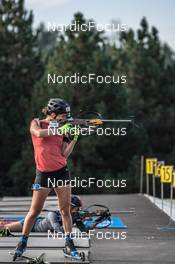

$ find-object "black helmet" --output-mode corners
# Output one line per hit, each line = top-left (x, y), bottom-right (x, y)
(71, 195), (82, 208)
(47, 98), (71, 116)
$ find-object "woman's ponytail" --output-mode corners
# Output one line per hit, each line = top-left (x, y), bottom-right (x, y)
(42, 107), (48, 115)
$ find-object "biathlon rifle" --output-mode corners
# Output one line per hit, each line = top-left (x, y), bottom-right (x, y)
(78, 204), (112, 228)
(47, 111), (139, 133)
(48, 111), (139, 137)
(64, 111), (135, 127)
(77, 204), (135, 228)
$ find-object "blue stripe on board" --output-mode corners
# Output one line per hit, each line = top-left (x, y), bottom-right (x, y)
(84, 217), (127, 229)
(0, 217), (24, 221)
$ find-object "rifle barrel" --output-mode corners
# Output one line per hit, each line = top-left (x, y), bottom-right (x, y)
(102, 119), (132, 123)
(109, 210), (136, 214)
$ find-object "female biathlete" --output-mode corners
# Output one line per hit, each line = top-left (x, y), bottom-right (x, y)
(13, 98), (80, 260)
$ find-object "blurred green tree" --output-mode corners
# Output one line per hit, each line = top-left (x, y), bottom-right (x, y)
(0, 0), (43, 195)
(119, 17), (175, 163)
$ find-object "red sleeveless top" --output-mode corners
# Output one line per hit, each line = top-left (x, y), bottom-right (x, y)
(31, 119), (67, 172)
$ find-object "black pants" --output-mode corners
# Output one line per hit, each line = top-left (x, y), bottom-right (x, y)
(34, 166), (70, 188)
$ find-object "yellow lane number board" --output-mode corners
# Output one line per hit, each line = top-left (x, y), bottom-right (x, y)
(145, 159), (157, 174)
(161, 166), (173, 183)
